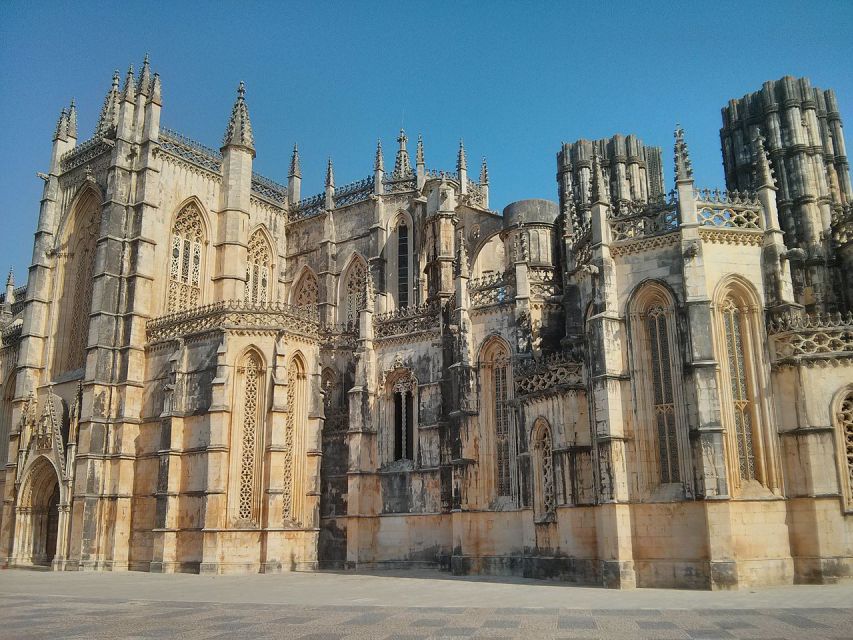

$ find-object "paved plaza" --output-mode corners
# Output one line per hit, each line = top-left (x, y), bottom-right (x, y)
(0, 570), (852, 639)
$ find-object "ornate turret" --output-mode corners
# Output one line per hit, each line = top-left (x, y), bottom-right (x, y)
(416, 134), (425, 189)
(674, 125), (693, 182)
(221, 81), (254, 156)
(393, 129), (412, 177)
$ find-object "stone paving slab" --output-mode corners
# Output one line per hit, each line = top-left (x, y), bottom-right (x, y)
(0, 570), (851, 639)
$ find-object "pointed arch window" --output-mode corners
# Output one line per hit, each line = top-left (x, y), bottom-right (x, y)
(168, 203), (205, 313)
(392, 216), (411, 309)
(835, 390), (853, 511)
(245, 230), (272, 304)
(388, 371), (416, 462)
(721, 298), (756, 482)
(293, 270), (319, 316)
(237, 351), (262, 523)
(481, 339), (515, 500)
(342, 258), (367, 325)
(647, 305), (679, 484)
(532, 418), (555, 520)
(54, 189), (99, 375)
(284, 356), (307, 525)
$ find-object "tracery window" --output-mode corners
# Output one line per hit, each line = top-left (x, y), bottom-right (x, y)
(54, 189), (99, 375)
(721, 298), (756, 482)
(835, 390), (853, 510)
(342, 258), (367, 325)
(532, 419), (555, 520)
(482, 339), (515, 500)
(168, 203), (205, 313)
(237, 351), (262, 523)
(245, 230), (272, 304)
(284, 356), (307, 525)
(396, 221), (410, 309)
(646, 306), (679, 484)
(389, 372), (416, 461)
(293, 270), (319, 315)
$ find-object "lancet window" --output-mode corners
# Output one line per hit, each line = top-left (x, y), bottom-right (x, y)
(532, 419), (555, 520)
(343, 258), (367, 325)
(835, 390), (853, 510)
(390, 372), (416, 461)
(284, 356), (307, 525)
(721, 298), (756, 482)
(54, 189), (99, 375)
(646, 306), (679, 484)
(237, 351), (262, 523)
(481, 339), (515, 500)
(245, 230), (272, 304)
(168, 203), (205, 313)
(394, 218), (411, 309)
(293, 270), (319, 315)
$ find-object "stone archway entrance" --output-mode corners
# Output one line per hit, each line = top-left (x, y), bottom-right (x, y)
(14, 456), (63, 567)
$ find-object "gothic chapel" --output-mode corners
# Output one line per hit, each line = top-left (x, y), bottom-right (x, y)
(0, 59), (851, 589)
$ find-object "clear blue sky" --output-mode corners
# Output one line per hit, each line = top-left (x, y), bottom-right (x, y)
(1, 1), (851, 284)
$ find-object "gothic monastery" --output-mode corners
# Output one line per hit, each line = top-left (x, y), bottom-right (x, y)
(0, 58), (851, 589)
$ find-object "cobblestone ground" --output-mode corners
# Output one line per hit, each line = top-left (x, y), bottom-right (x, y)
(1, 571), (852, 639)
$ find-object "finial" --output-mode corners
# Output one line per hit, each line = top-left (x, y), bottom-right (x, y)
(67, 99), (77, 138)
(393, 128), (412, 177)
(54, 107), (69, 141)
(96, 69), (122, 136)
(122, 65), (136, 101)
(112, 69), (120, 90)
(374, 139), (384, 172)
(480, 157), (489, 185)
(222, 81), (255, 154)
(590, 147), (609, 204)
(457, 238), (470, 278)
(6, 268), (14, 288)
(674, 124), (693, 182)
(326, 157), (335, 188)
(137, 54), (151, 96)
(149, 73), (161, 104)
(754, 133), (775, 189)
(289, 144), (301, 178)
(416, 134), (425, 165)
(457, 139), (467, 172)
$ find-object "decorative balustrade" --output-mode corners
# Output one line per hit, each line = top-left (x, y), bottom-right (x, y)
(425, 168), (458, 181)
(384, 175), (417, 193)
(251, 173), (287, 204)
(146, 299), (320, 342)
(0, 285), (27, 316)
(0, 319), (23, 346)
(374, 301), (440, 339)
(290, 193), (326, 221)
(695, 188), (762, 230)
(514, 351), (584, 397)
(60, 136), (114, 172)
(469, 272), (514, 308)
(334, 176), (374, 207)
(609, 197), (679, 242)
(159, 127), (222, 173)
(768, 311), (853, 363)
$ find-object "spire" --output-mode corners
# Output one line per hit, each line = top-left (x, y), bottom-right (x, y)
(457, 139), (467, 172)
(480, 157), (489, 185)
(67, 99), (77, 139)
(122, 65), (135, 102)
(325, 157), (335, 188)
(374, 139), (384, 172)
(591, 148), (609, 204)
(393, 129), (412, 177)
(674, 124), (693, 182)
(137, 54), (151, 97)
(222, 81), (255, 154)
(96, 70), (121, 136)
(754, 134), (775, 189)
(149, 72), (161, 104)
(6, 268), (13, 287)
(289, 144), (301, 178)
(54, 107), (68, 141)
(416, 134), (425, 166)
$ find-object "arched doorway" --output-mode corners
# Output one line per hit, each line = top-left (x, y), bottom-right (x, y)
(15, 456), (62, 567)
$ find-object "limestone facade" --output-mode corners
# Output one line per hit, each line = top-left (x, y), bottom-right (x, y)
(0, 62), (851, 589)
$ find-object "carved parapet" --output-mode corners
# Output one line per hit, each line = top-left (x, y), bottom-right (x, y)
(695, 188), (762, 231)
(768, 311), (853, 365)
(373, 300), (440, 340)
(513, 350), (585, 399)
(60, 135), (114, 172)
(468, 271), (515, 309)
(146, 300), (320, 343)
(608, 193), (679, 242)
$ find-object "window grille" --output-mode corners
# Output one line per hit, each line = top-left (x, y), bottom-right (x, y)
(722, 299), (755, 481)
(392, 375), (415, 461)
(238, 352), (261, 522)
(62, 212), (99, 373)
(493, 349), (512, 497)
(397, 223), (409, 309)
(293, 270), (319, 315)
(344, 259), (367, 324)
(283, 359), (299, 522)
(535, 422), (555, 516)
(838, 392), (853, 506)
